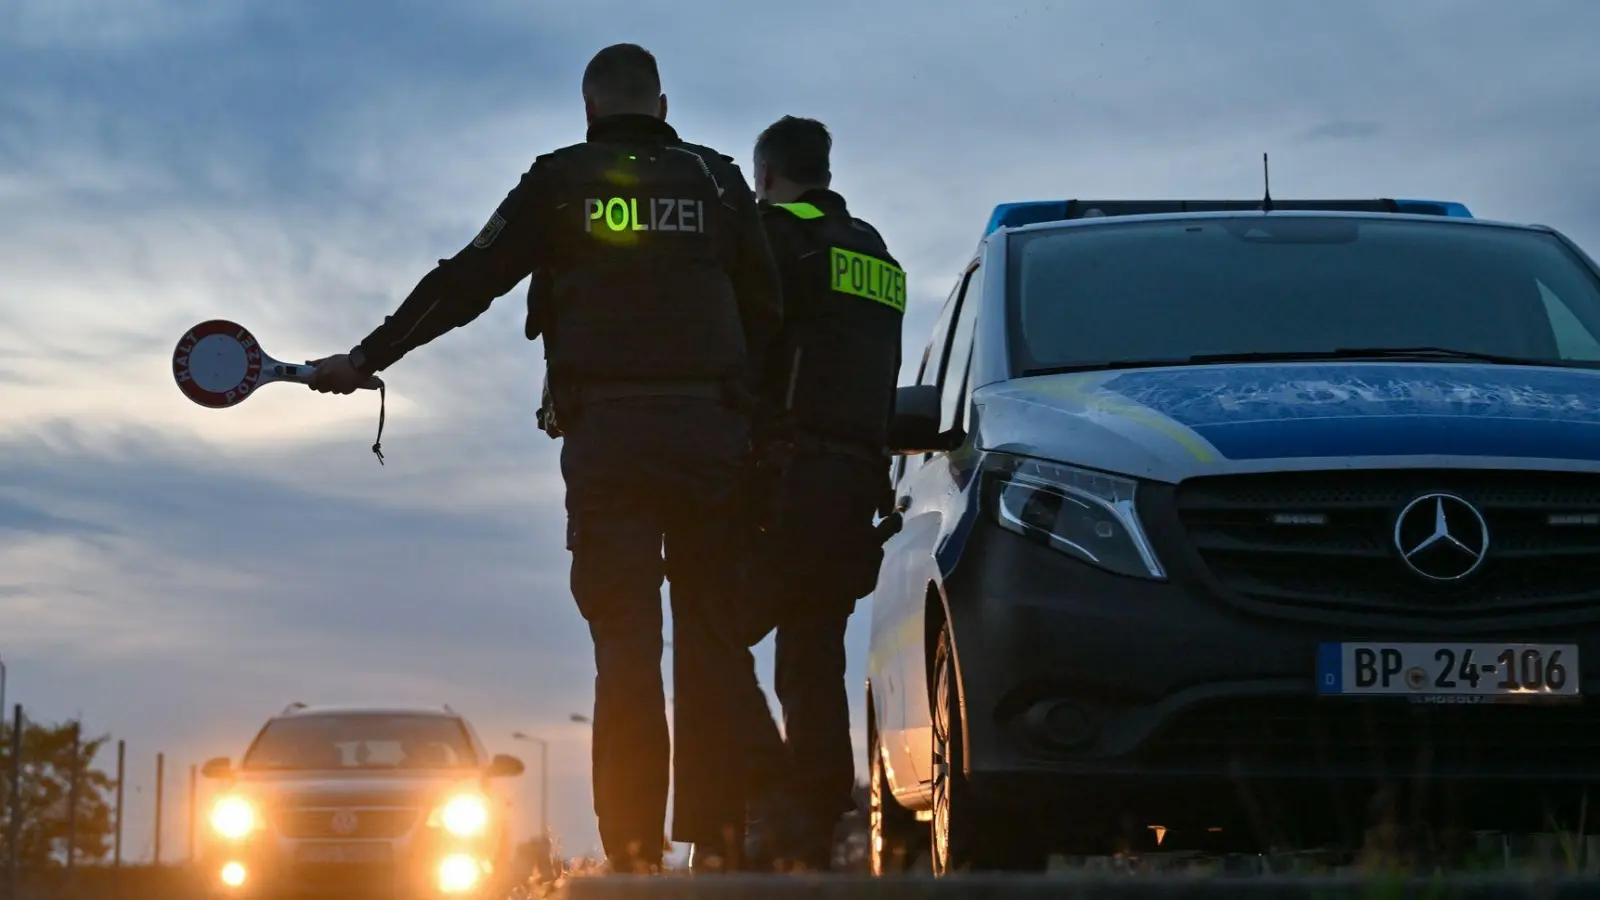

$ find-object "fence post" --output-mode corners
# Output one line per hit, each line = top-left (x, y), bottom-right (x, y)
(114, 740), (124, 868)
(153, 752), (164, 866)
(6, 704), (22, 900)
(188, 763), (197, 862)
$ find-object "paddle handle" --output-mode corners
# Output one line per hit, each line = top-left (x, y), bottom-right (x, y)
(270, 362), (384, 390)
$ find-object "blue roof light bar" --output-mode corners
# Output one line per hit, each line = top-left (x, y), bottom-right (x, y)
(1393, 199), (1474, 218)
(982, 197), (1474, 238)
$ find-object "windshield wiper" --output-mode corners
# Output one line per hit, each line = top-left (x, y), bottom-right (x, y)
(1022, 347), (1592, 377)
(1021, 359), (1192, 376)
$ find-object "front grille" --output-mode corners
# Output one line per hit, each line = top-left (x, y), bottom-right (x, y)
(280, 789), (414, 808)
(1143, 696), (1600, 772)
(1173, 470), (1600, 615)
(283, 861), (398, 896)
(274, 807), (418, 839)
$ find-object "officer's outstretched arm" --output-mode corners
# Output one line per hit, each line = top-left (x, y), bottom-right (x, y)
(355, 161), (557, 373)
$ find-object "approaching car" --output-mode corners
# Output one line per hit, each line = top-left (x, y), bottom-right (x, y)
(864, 197), (1600, 874)
(198, 703), (524, 898)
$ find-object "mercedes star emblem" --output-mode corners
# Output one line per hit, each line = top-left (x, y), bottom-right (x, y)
(1393, 492), (1490, 582)
(330, 809), (358, 835)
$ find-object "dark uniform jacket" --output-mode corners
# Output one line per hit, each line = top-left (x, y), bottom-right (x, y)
(757, 188), (905, 452)
(353, 114), (783, 393)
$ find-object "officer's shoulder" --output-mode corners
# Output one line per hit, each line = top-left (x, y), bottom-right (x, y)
(850, 216), (901, 263)
(537, 143), (590, 165)
(676, 141), (741, 172)
(525, 146), (581, 179)
(849, 216), (886, 242)
(757, 202), (811, 237)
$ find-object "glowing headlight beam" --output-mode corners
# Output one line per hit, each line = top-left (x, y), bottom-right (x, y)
(220, 861), (247, 887)
(438, 793), (490, 837)
(437, 853), (483, 893)
(209, 796), (257, 841)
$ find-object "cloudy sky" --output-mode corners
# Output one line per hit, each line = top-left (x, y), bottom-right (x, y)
(3, 0), (1598, 860)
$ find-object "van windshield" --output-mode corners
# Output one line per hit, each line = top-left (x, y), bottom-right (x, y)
(1005, 216), (1600, 374)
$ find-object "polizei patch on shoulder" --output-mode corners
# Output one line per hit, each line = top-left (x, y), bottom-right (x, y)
(472, 211), (508, 248)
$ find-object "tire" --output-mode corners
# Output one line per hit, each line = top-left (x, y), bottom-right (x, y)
(930, 624), (1048, 875)
(868, 691), (925, 876)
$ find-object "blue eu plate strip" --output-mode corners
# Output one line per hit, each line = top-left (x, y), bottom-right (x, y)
(1317, 642), (1344, 694)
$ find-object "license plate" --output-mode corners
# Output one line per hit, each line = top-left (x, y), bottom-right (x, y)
(294, 842), (393, 864)
(1317, 642), (1580, 699)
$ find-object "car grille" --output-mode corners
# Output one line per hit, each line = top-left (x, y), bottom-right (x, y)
(273, 807), (418, 839)
(1172, 470), (1600, 616)
(282, 861), (398, 896)
(1142, 696), (1600, 772)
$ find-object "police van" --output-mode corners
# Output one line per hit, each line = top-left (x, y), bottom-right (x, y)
(864, 195), (1600, 873)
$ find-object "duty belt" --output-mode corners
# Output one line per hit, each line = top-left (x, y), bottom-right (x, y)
(570, 379), (725, 405)
(788, 434), (886, 464)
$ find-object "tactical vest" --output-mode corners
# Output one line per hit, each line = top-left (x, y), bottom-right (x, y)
(539, 140), (747, 383)
(766, 200), (906, 450)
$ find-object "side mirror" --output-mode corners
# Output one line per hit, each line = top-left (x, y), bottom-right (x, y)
(887, 385), (960, 455)
(200, 757), (233, 779)
(487, 754), (525, 778)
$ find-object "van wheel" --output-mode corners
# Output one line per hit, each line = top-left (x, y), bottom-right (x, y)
(930, 624), (1048, 875)
(868, 694), (925, 876)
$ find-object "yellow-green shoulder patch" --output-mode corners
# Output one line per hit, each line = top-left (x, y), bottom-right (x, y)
(773, 202), (824, 219)
(829, 247), (906, 312)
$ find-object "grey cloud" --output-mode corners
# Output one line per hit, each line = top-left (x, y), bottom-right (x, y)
(1298, 121), (1384, 142)
(0, 423), (588, 679)
(0, 496), (115, 536)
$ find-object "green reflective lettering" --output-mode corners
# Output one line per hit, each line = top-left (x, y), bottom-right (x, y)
(584, 197), (707, 234)
(829, 247), (906, 313)
(605, 198), (628, 231)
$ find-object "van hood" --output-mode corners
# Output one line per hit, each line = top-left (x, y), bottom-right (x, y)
(976, 362), (1600, 483)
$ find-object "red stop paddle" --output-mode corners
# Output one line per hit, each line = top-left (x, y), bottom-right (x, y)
(172, 320), (388, 463)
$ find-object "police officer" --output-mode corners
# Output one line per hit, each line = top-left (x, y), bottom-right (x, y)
(740, 116), (906, 870)
(306, 44), (783, 873)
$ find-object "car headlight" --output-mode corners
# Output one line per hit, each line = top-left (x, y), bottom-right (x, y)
(984, 455), (1165, 579)
(209, 795), (258, 841)
(429, 793), (490, 837)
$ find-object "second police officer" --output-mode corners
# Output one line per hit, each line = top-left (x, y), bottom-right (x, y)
(307, 44), (784, 873)
(739, 115), (908, 871)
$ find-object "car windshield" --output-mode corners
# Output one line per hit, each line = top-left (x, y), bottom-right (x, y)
(241, 713), (478, 771)
(1006, 216), (1600, 374)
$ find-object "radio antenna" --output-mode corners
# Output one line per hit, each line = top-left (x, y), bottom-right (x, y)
(1260, 152), (1274, 213)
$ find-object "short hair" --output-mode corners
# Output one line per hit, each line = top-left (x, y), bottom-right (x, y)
(581, 44), (661, 108)
(754, 116), (832, 185)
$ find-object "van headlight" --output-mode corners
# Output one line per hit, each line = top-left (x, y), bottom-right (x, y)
(984, 455), (1165, 579)
(428, 793), (490, 837)
(209, 795), (258, 841)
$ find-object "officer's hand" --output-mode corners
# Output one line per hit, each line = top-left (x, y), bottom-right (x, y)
(306, 354), (365, 395)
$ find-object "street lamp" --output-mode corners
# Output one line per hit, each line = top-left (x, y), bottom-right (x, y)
(509, 732), (548, 841)
(569, 714), (590, 725)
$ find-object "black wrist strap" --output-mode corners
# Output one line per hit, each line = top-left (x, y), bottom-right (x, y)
(371, 382), (386, 465)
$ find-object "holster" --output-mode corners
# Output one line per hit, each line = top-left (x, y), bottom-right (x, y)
(535, 375), (563, 439)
